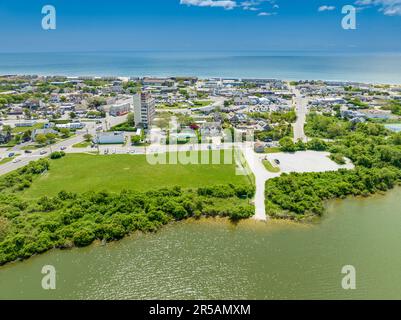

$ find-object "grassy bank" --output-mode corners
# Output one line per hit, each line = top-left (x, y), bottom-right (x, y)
(0, 152), (254, 265)
(263, 160), (280, 173)
(23, 151), (248, 198)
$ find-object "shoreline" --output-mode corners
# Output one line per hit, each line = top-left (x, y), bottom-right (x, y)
(2, 185), (400, 269)
(2, 72), (401, 86)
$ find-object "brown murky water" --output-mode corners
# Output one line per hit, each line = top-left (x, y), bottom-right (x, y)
(1, 188), (401, 299)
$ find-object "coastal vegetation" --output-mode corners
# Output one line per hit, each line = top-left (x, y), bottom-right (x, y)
(278, 136), (328, 153)
(248, 110), (297, 124)
(266, 167), (400, 219)
(266, 118), (401, 219)
(0, 154), (254, 265)
(305, 113), (351, 139)
(256, 124), (293, 141)
(383, 99), (401, 115)
(252, 111), (297, 142)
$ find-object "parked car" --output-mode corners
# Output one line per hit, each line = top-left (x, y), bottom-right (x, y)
(40, 150), (47, 155)
(24, 150), (32, 154)
(60, 146), (67, 151)
(12, 158), (21, 164)
(8, 153), (15, 158)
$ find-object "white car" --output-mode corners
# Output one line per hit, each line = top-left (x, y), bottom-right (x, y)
(12, 158), (21, 164)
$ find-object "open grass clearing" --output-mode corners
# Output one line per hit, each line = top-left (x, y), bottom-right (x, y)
(23, 150), (251, 198)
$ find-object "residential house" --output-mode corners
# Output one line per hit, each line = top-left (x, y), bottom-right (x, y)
(234, 96), (250, 106)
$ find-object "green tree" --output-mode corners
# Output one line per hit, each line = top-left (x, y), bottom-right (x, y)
(23, 109), (32, 119)
(131, 135), (141, 145)
(392, 133), (401, 146)
(14, 134), (22, 144)
(83, 134), (93, 143)
(279, 137), (296, 152)
(127, 113), (135, 127)
(0, 217), (10, 242)
(2, 125), (12, 135)
(59, 128), (70, 138)
(22, 130), (32, 142)
(307, 138), (327, 151)
(35, 133), (47, 145)
(45, 133), (57, 144)
(73, 229), (96, 247)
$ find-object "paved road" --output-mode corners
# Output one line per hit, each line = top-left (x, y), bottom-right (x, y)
(0, 155), (42, 176)
(240, 144), (281, 221)
(0, 125), (275, 222)
(291, 86), (308, 142)
(0, 133), (91, 175)
(0, 114), (128, 175)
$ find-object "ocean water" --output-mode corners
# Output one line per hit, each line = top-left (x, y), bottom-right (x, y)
(1, 51), (401, 84)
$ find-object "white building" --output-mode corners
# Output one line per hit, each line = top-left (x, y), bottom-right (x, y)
(109, 102), (131, 117)
(56, 122), (85, 130)
(133, 92), (155, 129)
(95, 132), (125, 144)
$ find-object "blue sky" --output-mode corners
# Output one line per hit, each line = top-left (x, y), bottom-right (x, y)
(0, 0), (400, 52)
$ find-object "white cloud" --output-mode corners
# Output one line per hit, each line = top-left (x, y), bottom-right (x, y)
(258, 11), (273, 16)
(240, 0), (266, 11)
(180, 0), (237, 10)
(179, 0), (279, 15)
(355, 0), (401, 16)
(243, 6), (261, 11)
(318, 5), (336, 12)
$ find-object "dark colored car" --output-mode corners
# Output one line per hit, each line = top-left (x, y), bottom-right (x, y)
(274, 159), (281, 165)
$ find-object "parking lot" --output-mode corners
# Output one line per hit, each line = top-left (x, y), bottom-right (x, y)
(263, 151), (354, 174)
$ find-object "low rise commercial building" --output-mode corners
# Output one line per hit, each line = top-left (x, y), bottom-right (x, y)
(110, 102), (131, 116)
(95, 132), (125, 144)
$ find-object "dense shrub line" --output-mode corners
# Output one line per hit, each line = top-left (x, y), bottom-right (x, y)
(0, 159), (49, 192)
(266, 120), (401, 219)
(0, 160), (255, 265)
(266, 167), (401, 219)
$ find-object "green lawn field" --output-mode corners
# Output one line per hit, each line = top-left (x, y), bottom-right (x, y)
(23, 151), (251, 198)
(263, 159), (280, 173)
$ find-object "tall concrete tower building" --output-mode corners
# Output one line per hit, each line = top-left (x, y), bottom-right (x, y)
(133, 92), (155, 129)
